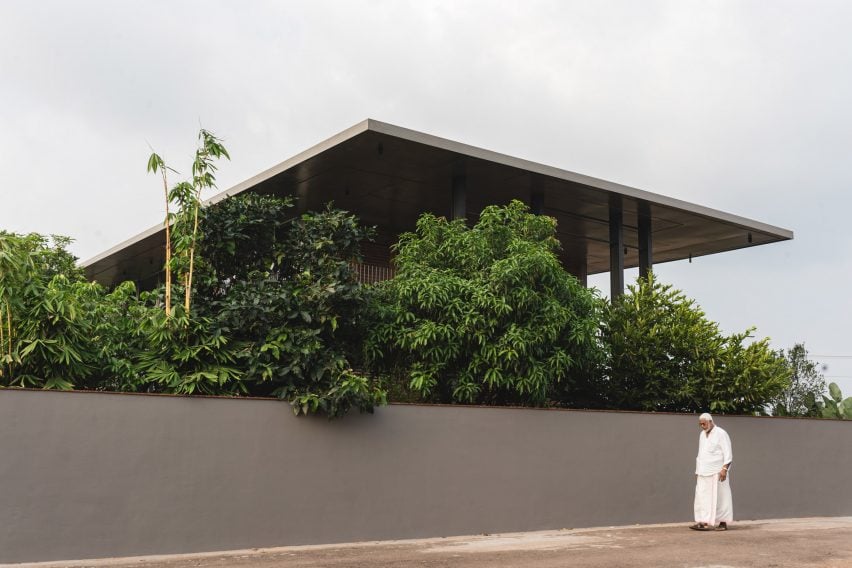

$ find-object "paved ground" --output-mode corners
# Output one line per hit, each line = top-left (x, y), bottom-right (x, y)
(8, 517), (852, 568)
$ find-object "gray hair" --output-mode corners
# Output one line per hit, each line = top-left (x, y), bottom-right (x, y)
(699, 412), (713, 422)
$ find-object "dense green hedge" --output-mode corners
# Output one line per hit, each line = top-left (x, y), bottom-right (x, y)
(0, 198), (807, 418)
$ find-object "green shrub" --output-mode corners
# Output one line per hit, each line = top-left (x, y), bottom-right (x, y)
(0, 233), (101, 389)
(366, 200), (605, 406)
(805, 382), (852, 419)
(603, 274), (790, 413)
(193, 195), (385, 416)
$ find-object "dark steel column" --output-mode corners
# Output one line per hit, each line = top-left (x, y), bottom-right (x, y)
(531, 192), (544, 215)
(530, 176), (544, 215)
(638, 201), (653, 279)
(452, 174), (467, 221)
(296, 185), (309, 214)
(609, 198), (624, 301)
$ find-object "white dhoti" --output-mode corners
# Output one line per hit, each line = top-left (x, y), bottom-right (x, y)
(694, 473), (733, 525)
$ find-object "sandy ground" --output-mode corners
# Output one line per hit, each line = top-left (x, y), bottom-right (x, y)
(6, 517), (852, 568)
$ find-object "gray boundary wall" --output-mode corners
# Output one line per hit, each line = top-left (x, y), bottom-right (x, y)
(2, 389), (851, 563)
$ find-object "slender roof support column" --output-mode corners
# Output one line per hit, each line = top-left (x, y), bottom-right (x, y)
(452, 173), (467, 221)
(531, 192), (544, 215)
(638, 201), (653, 279)
(296, 185), (309, 214)
(563, 252), (588, 288)
(531, 176), (544, 215)
(609, 196), (624, 301)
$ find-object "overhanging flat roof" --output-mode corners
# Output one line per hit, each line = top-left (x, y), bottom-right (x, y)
(83, 119), (793, 286)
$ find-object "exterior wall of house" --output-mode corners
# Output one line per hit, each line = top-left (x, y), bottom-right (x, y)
(1, 389), (850, 563)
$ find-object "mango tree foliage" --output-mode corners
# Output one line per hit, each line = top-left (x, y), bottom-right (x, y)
(603, 274), (790, 413)
(194, 194), (386, 417)
(366, 200), (605, 406)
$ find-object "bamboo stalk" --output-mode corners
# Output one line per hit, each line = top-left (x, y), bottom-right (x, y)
(3, 299), (12, 380)
(184, 142), (208, 315)
(0, 302), (4, 379)
(148, 152), (174, 318)
(5, 299), (10, 357)
(183, 269), (191, 314)
(160, 170), (172, 317)
(185, 187), (201, 314)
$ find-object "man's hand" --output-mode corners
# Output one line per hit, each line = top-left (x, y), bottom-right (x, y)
(719, 469), (728, 482)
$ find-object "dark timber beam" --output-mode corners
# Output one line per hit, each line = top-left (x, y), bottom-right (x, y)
(638, 201), (653, 279)
(609, 197), (624, 301)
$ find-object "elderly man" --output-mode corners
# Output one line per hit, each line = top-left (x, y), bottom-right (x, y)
(690, 412), (733, 531)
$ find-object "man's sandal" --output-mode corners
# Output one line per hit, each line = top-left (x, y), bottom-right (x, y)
(715, 523), (728, 531)
(689, 523), (710, 531)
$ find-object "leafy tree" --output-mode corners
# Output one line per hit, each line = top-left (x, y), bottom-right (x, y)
(147, 129), (230, 317)
(703, 328), (791, 414)
(2, 133), (383, 418)
(770, 343), (826, 416)
(142, 137), (383, 416)
(366, 200), (605, 406)
(193, 194), (385, 416)
(0, 232), (102, 389)
(603, 274), (790, 413)
(136, 129), (248, 397)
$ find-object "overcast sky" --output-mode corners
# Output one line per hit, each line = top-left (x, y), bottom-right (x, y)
(2, 0), (851, 395)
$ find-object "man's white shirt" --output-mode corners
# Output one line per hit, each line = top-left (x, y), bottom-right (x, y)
(695, 425), (732, 476)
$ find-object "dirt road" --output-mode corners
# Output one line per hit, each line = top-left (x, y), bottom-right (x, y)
(8, 517), (852, 568)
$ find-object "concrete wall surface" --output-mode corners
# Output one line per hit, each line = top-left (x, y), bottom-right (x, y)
(1, 389), (850, 563)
